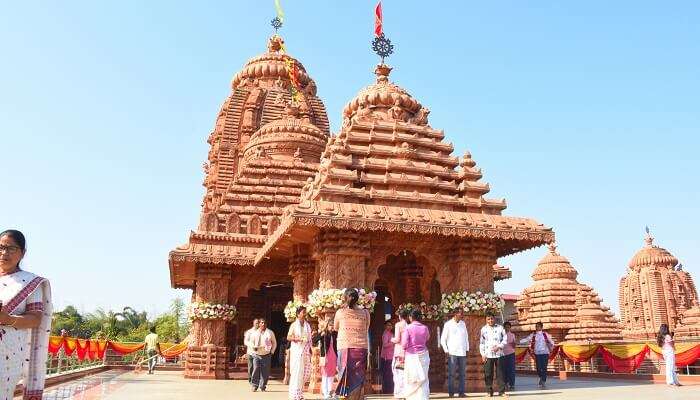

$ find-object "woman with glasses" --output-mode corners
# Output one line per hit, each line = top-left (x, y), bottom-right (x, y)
(0, 229), (53, 400)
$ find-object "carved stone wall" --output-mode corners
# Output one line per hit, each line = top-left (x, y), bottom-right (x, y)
(315, 230), (370, 289)
(460, 242), (496, 393)
(289, 244), (316, 301)
(185, 265), (232, 379)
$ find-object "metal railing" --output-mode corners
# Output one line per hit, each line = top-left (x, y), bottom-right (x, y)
(46, 349), (103, 377)
(45, 343), (185, 378)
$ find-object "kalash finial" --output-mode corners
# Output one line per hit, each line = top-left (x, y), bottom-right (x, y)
(372, 1), (394, 65)
(548, 242), (559, 255)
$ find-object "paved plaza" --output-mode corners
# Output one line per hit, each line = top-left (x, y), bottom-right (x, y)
(24, 370), (699, 400)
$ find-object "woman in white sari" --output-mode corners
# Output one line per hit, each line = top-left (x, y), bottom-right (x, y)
(287, 306), (312, 400)
(0, 229), (52, 400)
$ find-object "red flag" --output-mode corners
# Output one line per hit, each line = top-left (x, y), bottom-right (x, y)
(374, 1), (383, 37)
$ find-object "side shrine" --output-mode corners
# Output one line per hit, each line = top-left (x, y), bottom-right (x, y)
(168, 34), (554, 391)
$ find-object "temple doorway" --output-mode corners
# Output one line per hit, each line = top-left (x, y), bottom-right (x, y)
(233, 282), (292, 369)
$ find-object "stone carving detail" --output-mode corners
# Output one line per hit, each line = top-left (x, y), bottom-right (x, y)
(315, 230), (370, 289)
(619, 234), (700, 339)
(226, 213), (241, 234)
(289, 245), (316, 301)
(247, 214), (262, 235)
(267, 216), (280, 235)
(199, 212), (219, 232)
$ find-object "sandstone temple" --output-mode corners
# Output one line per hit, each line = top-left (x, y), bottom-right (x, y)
(511, 244), (622, 343)
(168, 33), (554, 389)
(619, 233), (700, 340)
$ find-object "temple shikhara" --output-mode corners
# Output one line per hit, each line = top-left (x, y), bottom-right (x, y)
(168, 30), (554, 389)
(619, 233), (700, 340)
(511, 244), (622, 343)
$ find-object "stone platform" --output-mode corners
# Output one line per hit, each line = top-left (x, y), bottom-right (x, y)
(23, 370), (700, 400)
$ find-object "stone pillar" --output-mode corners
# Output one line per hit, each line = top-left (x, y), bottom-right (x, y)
(289, 244), (316, 301)
(446, 240), (497, 393)
(314, 230), (372, 394)
(425, 320), (447, 392)
(185, 265), (231, 379)
(315, 230), (370, 289)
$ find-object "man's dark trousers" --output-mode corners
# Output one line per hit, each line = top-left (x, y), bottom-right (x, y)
(484, 357), (505, 394)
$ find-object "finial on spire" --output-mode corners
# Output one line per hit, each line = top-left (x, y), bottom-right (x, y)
(372, 1), (394, 64)
(268, 35), (285, 52)
(644, 226), (654, 246)
(548, 242), (558, 255)
(374, 63), (392, 83)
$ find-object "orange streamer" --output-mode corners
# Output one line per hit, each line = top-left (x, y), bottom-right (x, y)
(108, 341), (145, 355)
(158, 342), (188, 358)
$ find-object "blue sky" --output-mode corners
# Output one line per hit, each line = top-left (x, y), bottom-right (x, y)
(2, 1), (698, 318)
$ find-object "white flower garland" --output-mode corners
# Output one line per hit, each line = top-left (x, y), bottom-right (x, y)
(306, 288), (377, 318)
(439, 291), (504, 316)
(188, 302), (237, 321)
(283, 299), (307, 322)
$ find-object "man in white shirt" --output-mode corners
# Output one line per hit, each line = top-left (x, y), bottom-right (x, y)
(243, 318), (260, 384)
(250, 318), (277, 392)
(479, 313), (507, 397)
(518, 321), (555, 388)
(440, 309), (469, 397)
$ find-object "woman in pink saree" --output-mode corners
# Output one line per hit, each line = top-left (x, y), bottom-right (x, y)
(0, 230), (52, 400)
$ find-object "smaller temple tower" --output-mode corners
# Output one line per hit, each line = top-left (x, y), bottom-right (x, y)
(512, 244), (621, 343)
(619, 232), (700, 340)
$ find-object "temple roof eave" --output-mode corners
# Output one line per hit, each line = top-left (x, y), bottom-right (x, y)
(168, 230), (271, 288)
(255, 200), (554, 264)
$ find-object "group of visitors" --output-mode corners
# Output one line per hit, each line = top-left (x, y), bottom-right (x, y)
(244, 317), (279, 392)
(378, 309), (556, 398)
(436, 310), (524, 398)
(377, 303), (432, 400)
(278, 293), (560, 400)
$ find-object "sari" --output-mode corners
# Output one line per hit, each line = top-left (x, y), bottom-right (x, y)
(287, 319), (311, 400)
(0, 270), (52, 400)
(335, 348), (367, 399)
(392, 319), (407, 397)
(402, 350), (430, 400)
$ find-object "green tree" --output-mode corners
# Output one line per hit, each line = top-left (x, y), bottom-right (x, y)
(52, 306), (90, 337)
(50, 300), (190, 343)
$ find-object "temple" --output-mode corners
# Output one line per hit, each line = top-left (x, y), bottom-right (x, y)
(619, 233), (700, 340)
(169, 33), (554, 390)
(511, 244), (622, 343)
(169, 35), (330, 378)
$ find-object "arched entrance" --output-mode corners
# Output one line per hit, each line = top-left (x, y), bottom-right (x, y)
(233, 282), (293, 371)
(369, 250), (445, 390)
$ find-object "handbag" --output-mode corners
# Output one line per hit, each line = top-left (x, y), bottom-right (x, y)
(394, 356), (404, 370)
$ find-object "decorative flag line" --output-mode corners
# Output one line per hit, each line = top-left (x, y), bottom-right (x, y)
(47, 336), (188, 360)
(374, 1), (383, 37)
(275, 0), (285, 23)
(283, 56), (302, 102)
(514, 342), (700, 373)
